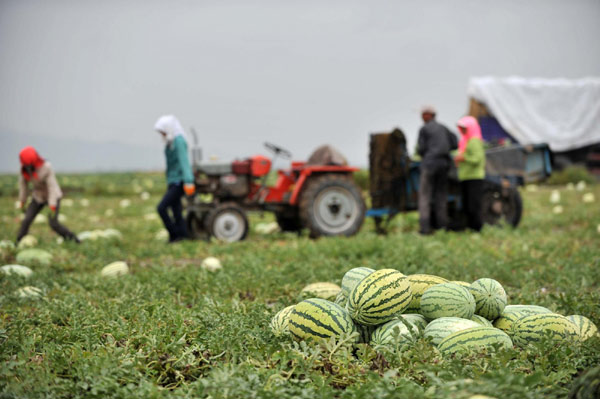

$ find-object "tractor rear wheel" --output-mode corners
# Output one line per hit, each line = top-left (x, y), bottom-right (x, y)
(205, 202), (249, 242)
(481, 185), (523, 227)
(299, 174), (366, 238)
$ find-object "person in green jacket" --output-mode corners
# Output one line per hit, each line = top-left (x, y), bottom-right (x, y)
(454, 116), (486, 231)
(154, 115), (196, 243)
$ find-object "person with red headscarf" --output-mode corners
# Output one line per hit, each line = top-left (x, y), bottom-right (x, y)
(454, 116), (486, 231)
(16, 146), (79, 243)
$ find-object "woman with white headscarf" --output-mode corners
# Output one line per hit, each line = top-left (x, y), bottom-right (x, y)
(154, 115), (195, 243)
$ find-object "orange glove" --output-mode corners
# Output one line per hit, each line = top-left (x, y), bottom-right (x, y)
(183, 184), (196, 196)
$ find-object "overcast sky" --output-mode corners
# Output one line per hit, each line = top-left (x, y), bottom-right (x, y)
(1, 0), (599, 172)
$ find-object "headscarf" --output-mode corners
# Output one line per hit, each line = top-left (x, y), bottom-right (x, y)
(457, 116), (482, 155)
(154, 115), (187, 147)
(19, 146), (45, 181)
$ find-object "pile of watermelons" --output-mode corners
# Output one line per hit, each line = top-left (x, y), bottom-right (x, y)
(270, 268), (598, 354)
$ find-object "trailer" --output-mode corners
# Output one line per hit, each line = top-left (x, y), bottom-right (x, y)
(366, 131), (552, 233)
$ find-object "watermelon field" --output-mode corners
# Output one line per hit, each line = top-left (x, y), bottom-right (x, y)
(0, 172), (599, 399)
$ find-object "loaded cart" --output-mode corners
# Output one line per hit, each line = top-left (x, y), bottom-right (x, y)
(366, 130), (552, 233)
(185, 142), (366, 242)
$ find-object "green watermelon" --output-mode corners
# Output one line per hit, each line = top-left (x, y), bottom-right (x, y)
(567, 315), (599, 341)
(15, 249), (52, 267)
(348, 269), (412, 326)
(420, 283), (476, 320)
(568, 365), (600, 399)
(370, 318), (419, 348)
(289, 298), (357, 342)
(334, 291), (348, 307)
(341, 267), (375, 297)
(270, 305), (295, 336)
(300, 282), (341, 300)
(494, 305), (553, 334)
(424, 317), (481, 345)
(512, 313), (579, 347)
(404, 274), (448, 313)
(355, 323), (378, 344)
(469, 278), (507, 320)
(398, 314), (428, 332)
(437, 326), (513, 354)
(471, 314), (493, 327)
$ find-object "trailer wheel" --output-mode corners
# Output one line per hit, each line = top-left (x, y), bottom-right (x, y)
(299, 174), (366, 238)
(205, 203), (249, 242)
(481, 186), (523, 227)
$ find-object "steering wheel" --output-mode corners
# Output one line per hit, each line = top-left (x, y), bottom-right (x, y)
(264, 142), (292, 159)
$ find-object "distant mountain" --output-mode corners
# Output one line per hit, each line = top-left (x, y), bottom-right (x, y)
(0, 133), (165, 173)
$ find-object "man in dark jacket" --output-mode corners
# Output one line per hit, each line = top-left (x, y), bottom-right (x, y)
(416, 106), (457, 234)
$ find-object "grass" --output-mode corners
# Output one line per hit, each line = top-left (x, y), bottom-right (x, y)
(0, 173), (599, 398)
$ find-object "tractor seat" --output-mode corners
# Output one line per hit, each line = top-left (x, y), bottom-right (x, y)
(195, 162), (233, 176)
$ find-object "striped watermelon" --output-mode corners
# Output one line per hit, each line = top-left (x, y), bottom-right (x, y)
(512, 313), (579, 347)
(493, 305), (553, 334)
(451, 281), (471, 287)
(437, 326), (513, 354)
(424, 317), (480, 345)
(355, 323), (378, 344)
(566, 315), (598, 341)
(289, 298), (356, 342)
(300, 282), (341, 300)
(16, 286), (43, 299)
(399, 314), (428, 332)
(469, 278), (507, 320)
(0, 264), (33, 278)
(16, 249), (52, 267)
(348, 269), (412, 326)
(420, 283), (476, 320)
(504, 304), (552, 315)
(568, 365), (600, 399)
(370, 318), (419, 348)
(404, 274), (448, 313)
(334, 291), (348, 307)
(341, 267), (375, 297)
(101, 261), (129, 277)
(471, 314), (493, 327)
(270, 305), (295, 336)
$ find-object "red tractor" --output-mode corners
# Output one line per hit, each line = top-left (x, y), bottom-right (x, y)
(185, 142), (366, 242)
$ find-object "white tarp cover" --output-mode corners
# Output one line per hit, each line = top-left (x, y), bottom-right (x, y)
(468, 77), (600, 151)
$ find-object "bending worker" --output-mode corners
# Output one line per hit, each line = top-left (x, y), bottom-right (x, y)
(455, 116), (486, 231)
(416, 106), (457, 235)
(16, 146), (79, 243)
(154, 115), (196, 243)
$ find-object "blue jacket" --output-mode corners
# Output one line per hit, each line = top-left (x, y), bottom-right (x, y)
(165, 136), (194, 184)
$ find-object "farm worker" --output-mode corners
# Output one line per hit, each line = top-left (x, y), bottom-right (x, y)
(416, 105), (458, 235)
(454, 116), (486, 231)
(16, 146), (80, 243)
(154, 115), (196, 243)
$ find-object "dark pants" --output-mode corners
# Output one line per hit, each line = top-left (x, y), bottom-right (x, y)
(17, 200), (79, 243)
(157, 183), (188, 241)
(461, 179), (483, 231)
(418, 163), (448, 234)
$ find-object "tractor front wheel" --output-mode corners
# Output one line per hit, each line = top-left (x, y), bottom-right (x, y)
(299, 174), (366, 238)
(205, 202), (249, 242)
(186, 211), (209, 240)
